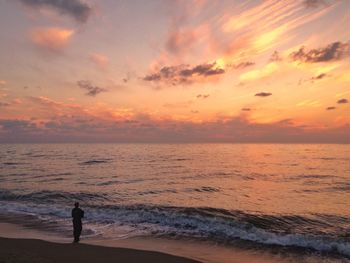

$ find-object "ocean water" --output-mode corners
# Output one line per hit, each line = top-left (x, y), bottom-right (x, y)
(0, 144), (349, 259)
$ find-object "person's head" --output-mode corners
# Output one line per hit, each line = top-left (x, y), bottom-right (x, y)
(74, 202), (79, 208)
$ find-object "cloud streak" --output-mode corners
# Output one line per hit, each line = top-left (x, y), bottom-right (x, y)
(303, 0), (327, 8)
(19, 0), (92, 23)
(230, 61), (255, 69)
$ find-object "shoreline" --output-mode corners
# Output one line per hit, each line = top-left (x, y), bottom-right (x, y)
(0, 222), (203, 263)
(0, 222), (275, 263)
(2, 221), (347, 263)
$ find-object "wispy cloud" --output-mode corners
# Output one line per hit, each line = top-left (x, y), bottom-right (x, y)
(326, 106), (336, 110)
(147, 0), (336, 82)
(240, 62), (278, 82)
(77, 80), (107, 96)
(89, 53), (109, 70)
(19, 0), (93, 23)
(218, 0), (330, 61)
(30, 27), (74, 53)
(165, 24), (208, 56)
(230, 61), (255, 69)
(303, 0), (327, 8)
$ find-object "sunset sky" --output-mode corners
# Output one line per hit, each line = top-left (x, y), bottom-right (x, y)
(0, 0), (350, 143)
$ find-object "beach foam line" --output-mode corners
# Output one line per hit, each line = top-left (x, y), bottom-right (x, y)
(2, 222), (338, 263)
(0, 200), (349, 257)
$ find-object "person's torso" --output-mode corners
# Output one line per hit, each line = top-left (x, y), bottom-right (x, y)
(72, 208), (84, 221)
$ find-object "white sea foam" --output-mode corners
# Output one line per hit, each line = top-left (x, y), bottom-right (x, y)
(1, 201), (349, 257)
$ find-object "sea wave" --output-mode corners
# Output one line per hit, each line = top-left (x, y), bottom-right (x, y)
(0, 189), (109, 204)
(0, 196), (349, 257)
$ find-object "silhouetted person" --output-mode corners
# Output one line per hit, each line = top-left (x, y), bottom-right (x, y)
(72, 202), (84, 243)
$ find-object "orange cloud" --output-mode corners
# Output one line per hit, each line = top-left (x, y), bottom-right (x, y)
(1, 109), (350, 143)
(165, 24), (209, 55)
(149, 0), (333, 75)
(30, 27), (74, 53)
(213, 0), (335, 67)
(166, 27), (197, 54)
(89, 53), (109, 69)
(240, 62), (279, 82)
(223, 0), (298, 33)
(0, 92), (7, 100)
(1, 94), (350, 143)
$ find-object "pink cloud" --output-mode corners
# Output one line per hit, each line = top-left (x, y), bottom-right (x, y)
(165, 24), (209, 56)
(89, 53), (109, 69)
(30, 27), (74, 53)
(1, 115), (350, 143)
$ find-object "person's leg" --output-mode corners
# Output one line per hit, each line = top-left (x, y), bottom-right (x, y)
(73, 222), (81, 242)
(77, 226), (82, 242)
(74, 224), (82, 242)
(78, 224), (83, 241)
(73, 227), (79, 242)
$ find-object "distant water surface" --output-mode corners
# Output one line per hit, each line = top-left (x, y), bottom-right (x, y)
(0, 144), (349, 259)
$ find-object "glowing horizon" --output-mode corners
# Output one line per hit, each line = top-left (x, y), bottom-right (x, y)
(0, 0), (350, 143)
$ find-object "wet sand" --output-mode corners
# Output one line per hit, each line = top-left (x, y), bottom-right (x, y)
(0, 222), (203, 263)
(0, 222), (269, 263)
(0, 222), (342, 263)
(0, 237), (202, 263)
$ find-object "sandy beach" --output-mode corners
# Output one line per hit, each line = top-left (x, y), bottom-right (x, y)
(1, 221), (342, 263)
(0, 222), (254, 263)
(0, 236), (202, 263)
(0, 221), (204, 263)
